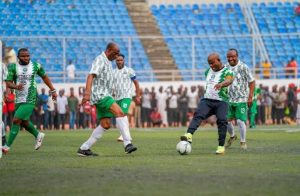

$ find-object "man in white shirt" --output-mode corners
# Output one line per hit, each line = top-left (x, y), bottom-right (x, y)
(156, 86), (168, 127)
(56, 89), (68, 130)
(66, 60), (76, 82)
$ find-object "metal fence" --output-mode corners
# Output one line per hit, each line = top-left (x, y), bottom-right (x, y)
(1, 32), (299, 82)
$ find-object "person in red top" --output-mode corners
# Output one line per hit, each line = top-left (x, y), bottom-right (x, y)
(150, 107), (162, 127)
(5, 88), (15, 129)
(286, 58), (298, 78)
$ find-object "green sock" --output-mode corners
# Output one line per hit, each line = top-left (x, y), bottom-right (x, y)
(7, 124), (21, 147)
(24, 122), (39, 138)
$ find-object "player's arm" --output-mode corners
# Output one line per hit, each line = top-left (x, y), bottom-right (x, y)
(41, 75), (57, 101)
(133, 79), (141, 104)
(6, 81), (23, 90)
(248, 80), (255, 106)
(214, 75), (234, 90)
(82, 74), (96, 104)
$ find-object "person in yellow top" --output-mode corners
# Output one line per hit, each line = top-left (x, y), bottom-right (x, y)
(262, 60), (272, 79)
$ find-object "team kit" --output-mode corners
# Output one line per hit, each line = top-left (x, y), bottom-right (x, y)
(1, 44), (255, 156)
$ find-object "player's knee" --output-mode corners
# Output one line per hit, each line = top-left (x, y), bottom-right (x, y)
(13, 118), (22, 125)
(100, 120), (111, 129)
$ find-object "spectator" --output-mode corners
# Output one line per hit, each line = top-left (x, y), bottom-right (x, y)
(287, 83), (296, 122)
(77, 87), (85, 129)
(156, 86), (168, 127)
(187, 86), (199, 115)
(167, 89), (179, 127)
(39, 88), (49, 130)
(296, 88), (300, 125)
(4, 47), (17, 65)
(295, 3), (300, 16)
(178, 87), (189, 127)
(90, 105), (97, 129)
(262, 60), (272, 79)
(57, 89), (68, 130)
(286, 58), (298, 78)
(141, 88), (152, 128)
(263, 86), (272, 124)
(68, 87), (79, 129)
(269, 85), (278, 124)
(275, 87), (287, 124)
(134, 88), (142, 128)
(5, 88), (15, 129)
(66, 60), (76, 82)
(83, 101), (91, 129)
(47, 90), (55, 130)
(150, 107), (162, 127)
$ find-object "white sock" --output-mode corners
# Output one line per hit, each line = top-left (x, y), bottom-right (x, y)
(116, 116), (132, 147)
(237, 119), (247, 142)
(80, 125), (106, 150)
(227, 122), (235, 137)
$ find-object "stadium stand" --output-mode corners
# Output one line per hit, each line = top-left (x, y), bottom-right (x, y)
(0, 0), (153, 82)
(251, 1), (300, 78)
(150, 3), (253, 80)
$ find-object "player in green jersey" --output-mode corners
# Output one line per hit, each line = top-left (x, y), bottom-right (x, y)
(2, 48), (57, 154)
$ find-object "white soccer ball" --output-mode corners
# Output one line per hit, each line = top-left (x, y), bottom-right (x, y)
(176, 141), (192, 155)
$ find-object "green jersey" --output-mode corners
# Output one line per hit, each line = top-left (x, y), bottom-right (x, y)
(5, 61), (46, 104)
(204, 67), (234, 102)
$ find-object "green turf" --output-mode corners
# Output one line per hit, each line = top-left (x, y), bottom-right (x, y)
(1, 126), (300, 196)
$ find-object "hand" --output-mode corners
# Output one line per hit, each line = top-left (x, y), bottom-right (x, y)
(135, 96), (141, 105)
(15, 83), (24, 91)
(247, 96), (253, 107)
(214, 83), (223, 90)
(82, 93), (90, 105)
(51, 92), (58, 102)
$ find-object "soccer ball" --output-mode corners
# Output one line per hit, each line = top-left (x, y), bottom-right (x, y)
(176, 141), (192, 155)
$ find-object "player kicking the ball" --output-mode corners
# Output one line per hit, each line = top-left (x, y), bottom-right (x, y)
(77, 43), (137, 157)
(180, 53), (234, 155)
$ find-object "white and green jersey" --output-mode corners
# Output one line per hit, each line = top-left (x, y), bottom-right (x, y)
(89, 52), (114, 105)
(225, 60), (255, 103)
(113, 66), (136, 101)
(204, 67), (234, 102)
(5, 61), (46, 104)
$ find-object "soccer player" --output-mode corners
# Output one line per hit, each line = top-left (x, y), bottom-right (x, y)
(113, 54), (141, 142)
(77, 43), (138, 156)
(224, 49), (255, 150)
(2, 48), (57, 154)
(180, 53), (234, 155)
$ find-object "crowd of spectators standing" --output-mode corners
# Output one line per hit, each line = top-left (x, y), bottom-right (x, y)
(2, 83), (299, 131)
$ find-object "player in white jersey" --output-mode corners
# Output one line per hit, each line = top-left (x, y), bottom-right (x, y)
(180, 53), (234, 155)
(224, 49), (255, 150)
(77, 43), (137, 156)
(113, 54), (141, 142)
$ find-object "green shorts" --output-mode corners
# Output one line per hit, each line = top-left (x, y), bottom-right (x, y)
(95, 96), (115, 120)
(227, 102), (248, 122)
(116, 98), (132, 114)
(14, 103), (35, 120)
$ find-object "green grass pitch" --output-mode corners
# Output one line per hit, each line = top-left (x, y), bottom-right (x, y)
(0, 126), (300, 196)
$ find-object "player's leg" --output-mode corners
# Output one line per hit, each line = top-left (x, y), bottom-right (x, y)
(109, 99), (137, 154)
(21, 120), (45, 150)
(225, 103), (237, 148)
(215, 101), (229, 154)
(77, 117), (110, 156)
(181, 99), (213, 143)
(236, 102), (248, 149)
(116, 99), (132, 142)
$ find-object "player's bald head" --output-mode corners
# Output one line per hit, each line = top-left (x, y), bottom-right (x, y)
(207, 53), (220, 62)
(105, 42), (120, 61)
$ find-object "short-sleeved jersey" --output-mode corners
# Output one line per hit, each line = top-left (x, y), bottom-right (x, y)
(203, 67), (234, 102)
(5, 61), (46, 104)
(225, 60), (255, 103)
(113, 66), (136, 100)
(89, 52), (114, 105)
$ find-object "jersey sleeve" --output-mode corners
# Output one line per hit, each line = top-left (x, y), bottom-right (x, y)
(129, 68), (136, 81)
(89, 57), (103, 76)
(204, 68), (210, 78)
(5, 63), (16, 81)
(37, 63), (46, 77)
(244, 65), (255, 82)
